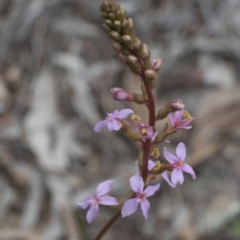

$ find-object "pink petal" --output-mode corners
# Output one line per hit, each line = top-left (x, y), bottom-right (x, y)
(176, 142), (186, 161)
(182, 164), (196, 179)
(171, 168), (184, 185)
(96, 180), (113, 197)
(130, 173), (144, 193)
(163, 147), (177, 164)
(107, 119), (121, 131)
(99, 196), (119, 206)
(115, 109), (133, 118)
(144, 183), (160, 197)
(121, 198), (139, 217)
(148, 160), (156, 171)
(161, 171), (176, 188)
(86, 203), (99, 223)
(77, 196), (93, 209)
(174, 109), (184, 122)
(140, 199), (150, 220)
(94, 120), (108, 132)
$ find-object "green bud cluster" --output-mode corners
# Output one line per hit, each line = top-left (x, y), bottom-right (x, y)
(100, 1), (151, 74)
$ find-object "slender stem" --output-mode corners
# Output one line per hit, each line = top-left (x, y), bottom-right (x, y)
(94, 193), (135, 240)
(139, 66), (156, 180)
(94, 208), (121, 240)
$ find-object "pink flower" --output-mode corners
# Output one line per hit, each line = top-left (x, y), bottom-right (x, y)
(121, 173), (160, 219)
(110, 88), (132, 101)
(94, 109), (133, 132)
(163, 142), (196, 185)
(77, 180), (119, 223)
(151, 57), (162, 71)
(136, 123), (158, 142)
(148, 160), (176, 188)
(168, 109), (193, 129)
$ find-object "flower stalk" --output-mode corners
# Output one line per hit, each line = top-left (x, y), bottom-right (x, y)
(77, 1), (196, 239)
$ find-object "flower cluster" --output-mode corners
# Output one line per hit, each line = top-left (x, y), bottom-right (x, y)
(77, 1), (197, 238)
(78, 140), (196, 222)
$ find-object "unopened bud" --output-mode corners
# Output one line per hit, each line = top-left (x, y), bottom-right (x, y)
(133, 38), (142, 50)
(116, 8), (126, 21)
(127, 55), (138, 65)
(110, 88), (132, 101)
(127, 18), (134, 30)
(111, 41), (121, 51)
(122, 35), (132, 44)
(108, 13), (115, 21)
(105, 19), (112, 27)
(151, 57), (162, 71)
(171, 99), (185, 111)
(144, 69), (156, 80)
(110, 31), (120, 40)
(113, 20), (121, 31)
(141, 44), (150, 59)
(132, 93), (146, 104)
(122, 18), (134, 34)
(120, 126), (141, 142)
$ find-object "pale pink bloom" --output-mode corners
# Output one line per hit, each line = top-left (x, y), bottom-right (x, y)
(136, 123), (158, 142)
(151, 57), (162, 71)
(121, 173), (160, 219)
(94, 109), (133, 132)
(110, 88), (132, 101)
(77, 180), (119, 223)
(168, 109), (193, 129)
(163, 142), (196, 185)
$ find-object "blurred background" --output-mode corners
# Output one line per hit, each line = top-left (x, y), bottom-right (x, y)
(0, 0), (240, 239)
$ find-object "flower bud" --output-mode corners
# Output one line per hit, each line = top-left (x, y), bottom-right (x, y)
(122, 35), (132, 44)
(113, 20), (121, 31)
(132, 93), (146, 104)
(151, 58), (162, 72)
(110, 31), (120, 40)
(120, 126), (141, 142)
(127, 55), (138, 65)
(111, 41), (121, 51)
(108, 13), (115, 21)
(105, 19), (112, 27)
(116, 8), (126, 21)
(141, 44), (150, 59)
(144, 69), (156, 80)
(110, 88), (132, 101)
(133, 38), (142, 50)
(171, 99), (185, 111)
